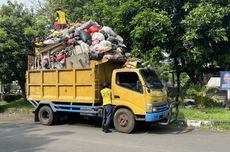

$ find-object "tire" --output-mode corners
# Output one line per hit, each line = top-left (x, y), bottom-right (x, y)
(113, 108), (135, 133)
(38, 105), (57, 125)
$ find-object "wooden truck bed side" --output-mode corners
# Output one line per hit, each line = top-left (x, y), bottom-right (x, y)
(26, 59), (125, 104)
(27, 68), (95, 103)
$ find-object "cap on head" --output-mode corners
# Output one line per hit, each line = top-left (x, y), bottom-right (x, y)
(103, 82), (108, 88)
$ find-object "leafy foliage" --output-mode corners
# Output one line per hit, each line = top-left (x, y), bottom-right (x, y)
(2, 93), (23, 102)
(40, 0), (230, 84)
(0, 2), (42, 95)
(0, 0), (230, 97)
(131, 9), (172, 62)
(187, 85), (219, 108)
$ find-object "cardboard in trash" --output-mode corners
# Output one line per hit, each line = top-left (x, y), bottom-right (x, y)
(66, 53), (90, 69)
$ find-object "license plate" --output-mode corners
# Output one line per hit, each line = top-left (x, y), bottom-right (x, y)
(163, 112), (169, 118)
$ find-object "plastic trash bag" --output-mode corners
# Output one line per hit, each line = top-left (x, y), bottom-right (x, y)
(88, 24), (100, 33)
(92, 39), (101, 46)
(114, 54), (123, 59)
(42, 57), (50, 69)
(52, 31), (62, 37)
(107, 36), (119, 44)
(84, 28), (91, 33)
(92, 32), (105, 41)
(116, 35), (124, 43)
(73, 45), (83, 55)
(75, 30), (81, 36)
(115, 47), (123, 54)
(103, 54), (113, 59)
(43, 37), (61, 45)
(101, 26), (116, 36)
(66, 38), (75, 45)
(86, 39), (92, 46)
(68, 26), (75, 34)
(79, 30), (91, 42)
(78, 20), (95, 30)
(93, 40), (112, 53)
(80, 42), (90, 54)
(89, 51), (104, 60)
(56, 53), (65, 62)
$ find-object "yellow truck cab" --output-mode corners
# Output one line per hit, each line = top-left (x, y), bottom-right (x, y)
(27, 59), (178, 133)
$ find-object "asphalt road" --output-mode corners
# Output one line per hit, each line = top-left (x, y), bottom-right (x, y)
(0, 114), (230, 152)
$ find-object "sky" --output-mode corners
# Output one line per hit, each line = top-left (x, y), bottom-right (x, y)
(0, 0), (37, 8)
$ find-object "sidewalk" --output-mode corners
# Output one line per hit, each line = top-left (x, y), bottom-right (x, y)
(177, 119), (230, 127)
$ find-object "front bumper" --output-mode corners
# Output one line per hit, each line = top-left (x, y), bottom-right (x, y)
(145, 110), (169, 122)
(145, 102), (178, 124)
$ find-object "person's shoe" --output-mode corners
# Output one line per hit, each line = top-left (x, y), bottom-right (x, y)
(104, 127), (112, 133)
(104, 130), (112, 133)
(102, 125), (105, 132)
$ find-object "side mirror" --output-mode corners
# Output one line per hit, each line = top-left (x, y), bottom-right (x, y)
(143, 84), (150, 93)
(136, 80), (143, 93)
(147, 88), (150, 93)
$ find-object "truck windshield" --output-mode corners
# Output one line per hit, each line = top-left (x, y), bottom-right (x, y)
(140, 69), (163, 90)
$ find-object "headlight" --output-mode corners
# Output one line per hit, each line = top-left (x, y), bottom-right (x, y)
(146, 104), (153, 113)
(152, 107), (158, 112)
(147, 104), (158, 113)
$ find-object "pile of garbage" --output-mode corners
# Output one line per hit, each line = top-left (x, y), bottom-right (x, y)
(37, 20), (129, 70)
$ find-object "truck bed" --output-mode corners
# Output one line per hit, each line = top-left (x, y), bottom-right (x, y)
(26, 59), (124, 104)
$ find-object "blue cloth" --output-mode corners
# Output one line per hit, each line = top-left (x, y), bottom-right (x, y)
(102, 104), (113, 128)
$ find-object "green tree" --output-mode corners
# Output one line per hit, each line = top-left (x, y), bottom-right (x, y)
(181, 2), (229, 84)
(131, 9), (172, 63)
(0, 1), (39, 96)
(35, 0), (230, 86)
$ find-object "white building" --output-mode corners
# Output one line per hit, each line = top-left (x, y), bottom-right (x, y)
(206, 77), (220, 87)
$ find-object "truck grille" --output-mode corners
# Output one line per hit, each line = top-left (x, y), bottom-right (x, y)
(157, 104), (169, 112)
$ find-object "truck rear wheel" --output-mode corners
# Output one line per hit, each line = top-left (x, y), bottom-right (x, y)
(38, 105), (57, 125)
(113, 108), (135, 133)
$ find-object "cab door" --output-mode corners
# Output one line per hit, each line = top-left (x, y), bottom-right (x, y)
(112, 71), (146, 115)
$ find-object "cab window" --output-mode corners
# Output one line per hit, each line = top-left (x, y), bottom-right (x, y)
(116, 72), (143, 93)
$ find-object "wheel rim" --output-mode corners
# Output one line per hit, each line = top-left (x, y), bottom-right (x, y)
(118, 113), (128, 127)
(42, 111), (49, 120)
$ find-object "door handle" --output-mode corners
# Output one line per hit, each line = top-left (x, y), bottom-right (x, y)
(114, 95), (120, 99)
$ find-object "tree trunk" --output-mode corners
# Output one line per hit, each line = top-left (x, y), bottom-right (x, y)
(176, 71), (180, 103)
(185, 67), (204, 86)
(18, 79), (26, 98)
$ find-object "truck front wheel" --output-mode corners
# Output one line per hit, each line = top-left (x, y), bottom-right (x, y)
(38, 105), (57, 125)
(113, 108), (135, 133)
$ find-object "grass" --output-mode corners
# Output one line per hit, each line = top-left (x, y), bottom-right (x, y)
(213, 123), (230, 131)
(178, 107), (230, 131)
(0, 98), (34, 114)
(178, 107), (230, 121)
(199, 124), (230, 132)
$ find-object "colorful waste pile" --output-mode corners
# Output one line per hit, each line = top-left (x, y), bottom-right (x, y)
(33, 20), (130, 70)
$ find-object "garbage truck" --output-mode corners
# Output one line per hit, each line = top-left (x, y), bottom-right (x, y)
(26, 59), (178, 133)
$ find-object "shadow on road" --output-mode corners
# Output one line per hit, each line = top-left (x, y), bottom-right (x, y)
(0, 123), (74, 152)
(57, 115), (194, 135)
(134, 122), (194, 134)
(58, 114), (102, 128)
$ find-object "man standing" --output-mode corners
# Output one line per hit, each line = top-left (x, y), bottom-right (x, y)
(34, 37), (43, 69)
(100, 82), (113, 133)
(55, 8), (67, 30)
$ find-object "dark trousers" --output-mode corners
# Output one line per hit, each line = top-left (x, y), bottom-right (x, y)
(102, 104), (113, 128)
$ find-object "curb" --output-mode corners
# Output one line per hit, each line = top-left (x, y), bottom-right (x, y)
(176, 119), (230, 127)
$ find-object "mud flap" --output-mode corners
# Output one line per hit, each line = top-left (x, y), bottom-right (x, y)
(34, 110), (39, 122)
